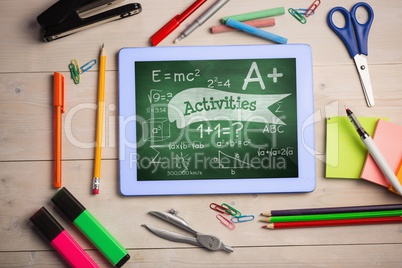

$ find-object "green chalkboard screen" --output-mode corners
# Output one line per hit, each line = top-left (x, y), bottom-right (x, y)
(119, 45), (315, 196)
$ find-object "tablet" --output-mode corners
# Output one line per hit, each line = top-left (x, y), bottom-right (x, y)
(118, 44), (315, 196)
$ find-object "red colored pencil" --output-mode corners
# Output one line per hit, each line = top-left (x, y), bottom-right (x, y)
(262, 216), (402, 229)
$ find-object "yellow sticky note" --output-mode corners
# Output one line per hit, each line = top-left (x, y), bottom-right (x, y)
(325, 116), (385, 179)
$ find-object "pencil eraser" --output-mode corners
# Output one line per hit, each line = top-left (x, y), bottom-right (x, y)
(93, 189), (99, 194)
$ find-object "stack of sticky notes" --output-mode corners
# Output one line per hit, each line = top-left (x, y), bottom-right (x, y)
(325, 116), (402, 194)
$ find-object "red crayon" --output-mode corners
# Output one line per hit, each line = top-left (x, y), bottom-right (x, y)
(30, 207), (99, 268)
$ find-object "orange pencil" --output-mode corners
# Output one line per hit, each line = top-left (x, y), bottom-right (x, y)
(53, 72), (65, 188)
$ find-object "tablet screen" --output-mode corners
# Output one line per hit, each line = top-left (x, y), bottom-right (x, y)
(119, 44), (315, 195)
(135, 58), (298, 181)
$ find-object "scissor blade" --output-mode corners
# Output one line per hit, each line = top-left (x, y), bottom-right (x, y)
(354, 55), (375, 107)
(142, 224), (201, 247)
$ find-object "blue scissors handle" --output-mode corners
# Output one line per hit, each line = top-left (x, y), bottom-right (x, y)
(327, 2), (374, 58)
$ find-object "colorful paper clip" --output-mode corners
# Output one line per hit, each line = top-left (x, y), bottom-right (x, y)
(68, 58), (97, 84)
(305, 0), (321, 17)
(221, 203), (242, 217)
(68, 59), (81, 84)
(231, 214), (255, 223)
(216, 214), (236, 230)
(295, 8), (314, 16)
(288, 8), (307, 24)
(210, 203), (230, 214)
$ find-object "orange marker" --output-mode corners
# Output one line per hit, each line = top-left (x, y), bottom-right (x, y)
(53, 72), (65, 188)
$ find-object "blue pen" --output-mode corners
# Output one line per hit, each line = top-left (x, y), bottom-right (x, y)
(225, 18), (287, 44)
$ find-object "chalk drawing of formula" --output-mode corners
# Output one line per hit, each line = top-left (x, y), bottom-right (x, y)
(142, 118), (171, 142)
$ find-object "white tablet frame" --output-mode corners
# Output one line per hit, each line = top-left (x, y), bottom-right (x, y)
(118, 44), (315, 196)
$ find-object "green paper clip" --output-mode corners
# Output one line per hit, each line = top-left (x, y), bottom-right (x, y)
(221, 203), (242, 217)
(288, 8), (307, 24)
(68, 59), (80, 84)
(68, 59), (96, 84)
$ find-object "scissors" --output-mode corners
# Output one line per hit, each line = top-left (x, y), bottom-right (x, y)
(143, 210), (234, 253)
(327, 2), (374, 107)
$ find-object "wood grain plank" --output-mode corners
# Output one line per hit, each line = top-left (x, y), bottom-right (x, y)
(2, 64), (402, 161)
(2, 160), (402, 252)
(1, 245), (402, 267)
(0, 0), (402, 73)
(2, 1), (402, 266)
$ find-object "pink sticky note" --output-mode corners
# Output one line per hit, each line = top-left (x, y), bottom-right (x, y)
(361, 120), (402, 187)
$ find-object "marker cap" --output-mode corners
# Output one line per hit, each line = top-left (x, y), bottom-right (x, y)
(30, 207), (64, 242)
(51, 187), (86, 221)
(30, 207), (99, 268)
(51, 188), (130, 267)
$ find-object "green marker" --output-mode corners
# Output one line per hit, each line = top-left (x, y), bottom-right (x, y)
(52, 187), (130, 267)
(221, 7), (285, 23)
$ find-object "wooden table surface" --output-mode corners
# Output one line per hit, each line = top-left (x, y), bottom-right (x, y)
(1, 0), (402, 267)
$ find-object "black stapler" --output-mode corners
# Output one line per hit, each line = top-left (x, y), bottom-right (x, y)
(37, 0), (142, 42)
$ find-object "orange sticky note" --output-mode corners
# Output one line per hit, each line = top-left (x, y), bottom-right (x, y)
(389, 159), (402, 194)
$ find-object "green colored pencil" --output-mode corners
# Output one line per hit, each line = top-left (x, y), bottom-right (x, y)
(259, 210), (402, 223)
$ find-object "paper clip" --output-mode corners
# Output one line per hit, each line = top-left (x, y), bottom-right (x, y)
(295, 8), (314, 16)
(288, 8), (307, 24)
(80, 59), (96, 74)
(221, 203), (242, 217)
(216, 214), (236, 230)
(68, 59), (97, 84)
(210, 203), (230, 214)
(68, 59), (81, 84)
(231, 214), (255, 223)
(305, 0), (321, 17)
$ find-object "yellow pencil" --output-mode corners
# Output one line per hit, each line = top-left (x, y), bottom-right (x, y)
(93, 44), (106, 194)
